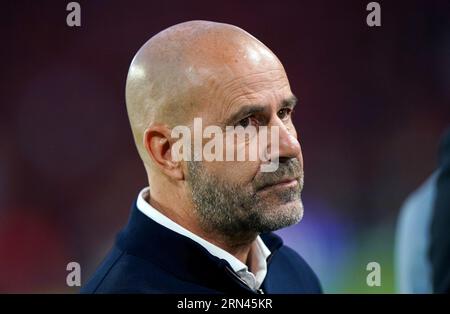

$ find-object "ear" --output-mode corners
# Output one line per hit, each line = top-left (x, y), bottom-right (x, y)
(143, 124), (184, 180)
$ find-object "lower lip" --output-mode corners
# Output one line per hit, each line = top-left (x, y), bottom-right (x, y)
(259, 179), (298, 192)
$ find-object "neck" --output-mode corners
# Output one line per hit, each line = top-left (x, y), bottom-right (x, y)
(148, 192), (256, 264)
(195, 230), (257, 264)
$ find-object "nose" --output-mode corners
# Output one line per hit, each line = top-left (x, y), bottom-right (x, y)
(268, 120), (301, 161)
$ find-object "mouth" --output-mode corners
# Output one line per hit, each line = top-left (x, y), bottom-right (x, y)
(257, 177), (300, 193)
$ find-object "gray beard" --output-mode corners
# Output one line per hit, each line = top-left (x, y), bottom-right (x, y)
(186, 159), (304, 242)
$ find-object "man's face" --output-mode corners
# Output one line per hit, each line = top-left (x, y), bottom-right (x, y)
(184, 65), (304, 237)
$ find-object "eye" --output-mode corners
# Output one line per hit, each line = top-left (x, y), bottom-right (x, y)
(237, 116), (257, 128)
(277, 108), (292, 121)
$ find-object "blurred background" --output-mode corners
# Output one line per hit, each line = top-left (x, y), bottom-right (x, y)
(1, 0), (449, 293)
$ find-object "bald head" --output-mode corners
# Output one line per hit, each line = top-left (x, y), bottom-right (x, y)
(124, 21), (303, 245)
(125, 20), (287, 167)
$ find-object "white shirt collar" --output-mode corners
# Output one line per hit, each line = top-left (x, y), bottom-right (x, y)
(136, 186), (271, 290)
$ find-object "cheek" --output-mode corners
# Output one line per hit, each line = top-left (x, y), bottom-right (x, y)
(298, 148), (304, 168)
(203, 160), (260, 186)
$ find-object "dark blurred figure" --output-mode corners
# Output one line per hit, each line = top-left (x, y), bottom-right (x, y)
(396, 128), (450, 293)
(429, 128), (450, 293)
(396, 173), (436, 293)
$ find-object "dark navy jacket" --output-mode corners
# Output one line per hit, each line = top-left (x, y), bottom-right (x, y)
(81, 201), (322, 294)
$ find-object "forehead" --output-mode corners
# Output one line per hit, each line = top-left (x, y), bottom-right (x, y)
(199, 68), (291, 120)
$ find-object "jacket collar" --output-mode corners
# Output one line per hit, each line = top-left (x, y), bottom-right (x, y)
(116, 200), (284, 293)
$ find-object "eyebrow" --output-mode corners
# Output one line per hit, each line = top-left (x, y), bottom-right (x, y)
(282, 95), (298, 109)
(223, 94), (298, 126)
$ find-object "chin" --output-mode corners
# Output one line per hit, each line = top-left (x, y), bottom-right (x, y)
(261, 199), (304, 231)
(281, 199), (304, 221)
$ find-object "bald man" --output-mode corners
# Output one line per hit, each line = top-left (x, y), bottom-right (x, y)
(82, 20), (322, 294)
